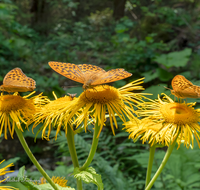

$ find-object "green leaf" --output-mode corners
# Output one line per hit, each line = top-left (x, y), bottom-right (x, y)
(157, 68), (173, 81)
(143, 70), (158, 83)
(17, 167), (40, 190)
(155, 48), (192, 68)
(73, 167), (104, 190)
(34, 184), (75, 190)
(143, 83), (171, 99)
(0, 157), (20, 169)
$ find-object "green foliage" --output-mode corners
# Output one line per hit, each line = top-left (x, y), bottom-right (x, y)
(143, 83), (170, 100)
(0, 157), (20, 169)
(51, 127), (146, 190)
(155, 48), (192, 68)
(1, 0), (200, 95)
(133, 141), (200, 189)
(73, 167), (103, 190)
(17, 166), (75, 190)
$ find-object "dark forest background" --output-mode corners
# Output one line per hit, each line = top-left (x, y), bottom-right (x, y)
(1, 0), (200, 97)
(1, 0), (200, 189)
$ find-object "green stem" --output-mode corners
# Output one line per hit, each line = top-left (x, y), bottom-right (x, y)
(15, 127), (59, 190)
(66, 125), (82, 190)
(145, 140), (176, 190)
(145, 144), (156, 188)
(79, 121), (100, 171)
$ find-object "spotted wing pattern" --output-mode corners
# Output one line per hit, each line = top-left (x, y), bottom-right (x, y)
(78, 64), (106, 75)
(0, 68), (36, 92)
(48, 62), (85, 84)
(49, 62), (132, 89)
(91, 68), (132, 85)
(171, 75), (200, 98)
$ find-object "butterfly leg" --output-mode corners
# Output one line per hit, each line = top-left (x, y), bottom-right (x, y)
(102, 85), (109, 90)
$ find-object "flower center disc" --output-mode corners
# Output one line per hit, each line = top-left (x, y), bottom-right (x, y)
(0, 95), (26, 112)
(81, 85), (120, 104)
(160, 103), (199, 124)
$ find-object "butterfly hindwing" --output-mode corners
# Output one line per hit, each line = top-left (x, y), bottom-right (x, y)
(3, 68), (35, 87)
(92, 68), (132, 85)
(78, 64), (105, 73)
(171, 75), (200, 98)
(0, 68), (36, 92)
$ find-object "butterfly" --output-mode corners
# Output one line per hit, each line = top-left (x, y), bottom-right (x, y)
(48, 62), (132, 89)
(171, 75), (200, 98)
(0, 68), (36, 92)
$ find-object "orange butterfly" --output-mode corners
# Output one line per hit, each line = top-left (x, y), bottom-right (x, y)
(48, 62), (132, 89)
(171, 75), (200, 98)
(0, 68), (36, 92)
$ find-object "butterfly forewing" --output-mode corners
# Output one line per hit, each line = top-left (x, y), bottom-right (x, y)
(48, 62), (85, 84)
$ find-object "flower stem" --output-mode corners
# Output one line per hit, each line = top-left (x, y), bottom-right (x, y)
(145, 140), (176, 190)
(15, 127), (59, 190)
(79, 121), (100, 171)
(66, 125), (82, 190)
(145, 144), (156, 188)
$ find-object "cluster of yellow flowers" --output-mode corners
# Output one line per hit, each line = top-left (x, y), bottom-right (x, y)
(1, 77), (200, 149)
(0, 77), (200, 150)
(1, 64), (200, 190)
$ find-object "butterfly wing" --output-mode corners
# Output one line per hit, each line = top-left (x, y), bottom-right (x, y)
(48, 62), (85, 84)
(91, 68), (132, 85)
(172, 75), (193, 90)
(171, 75), (199, 98)
(78, 64), (106, 75)
(1, 68), (36, 92)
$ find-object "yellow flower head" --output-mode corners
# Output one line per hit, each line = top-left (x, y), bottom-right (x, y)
(0, 159), (18, 190)
(64, 78), (147, 137)
(33, 78), (148, 139)
(123, 118), (172, 147)
(34, 176), (69, 187)
(33, 93), (78, 140)
(125, 93), (200, 149)
(0, 92), (48, 139)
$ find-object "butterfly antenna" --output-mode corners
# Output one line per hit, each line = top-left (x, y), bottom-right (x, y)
(158, 84), (172, 91)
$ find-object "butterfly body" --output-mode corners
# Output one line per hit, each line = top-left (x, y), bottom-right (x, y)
(48, 62), (132, 89)
(0, 68), (36, 92)
(171, 75), (200, 98)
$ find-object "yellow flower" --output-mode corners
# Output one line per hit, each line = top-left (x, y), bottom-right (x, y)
(35, 176), (69, 187)
(125, 94), (200, 149)
(33, 79), (147, 139)
(0, 159), (18, 190)
(123, 118), (172, 147)
(0, 92), (48, 139)
(33, 94), (78, 140)
(64, 78), (147, 137)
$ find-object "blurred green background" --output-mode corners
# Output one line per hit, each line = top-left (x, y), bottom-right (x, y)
(1, 0), (200, 189)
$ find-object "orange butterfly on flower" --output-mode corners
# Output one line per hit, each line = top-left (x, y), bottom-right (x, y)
(171, 75), (200, 99)
(0, 68), (36, 92)
(48, 62), (132, 89)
